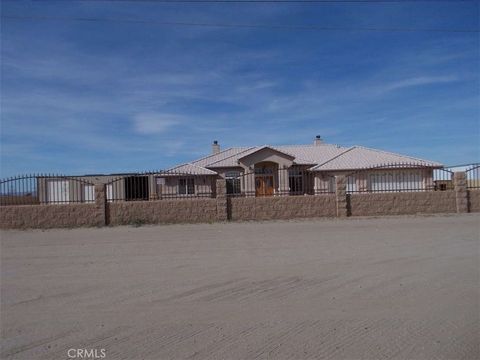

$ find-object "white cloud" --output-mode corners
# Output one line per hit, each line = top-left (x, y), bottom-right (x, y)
(133, 113), (181, 134)
(383, 76), (458, 92)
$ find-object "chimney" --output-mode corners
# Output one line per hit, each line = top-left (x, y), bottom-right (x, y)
(212, 140), (220, 154)
(314, 135), (323, 146)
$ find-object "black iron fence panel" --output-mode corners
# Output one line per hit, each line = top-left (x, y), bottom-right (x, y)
(105, 171), (215, 202)
(3, 163), (476, 205)
(345, 163), (454, 193)
(226, 168), (335, 197)
(0, 175), (95, 206)
(465, 164), (480, 189)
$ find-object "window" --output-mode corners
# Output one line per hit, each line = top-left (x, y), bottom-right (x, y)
(288, 168), (303, 194)
(106, 184), (113, 202)
(369, 172), (423, 192)
(226, 171), (241, 194)
(47, 180), (70, 204)
(255, 167), (273, 175)
(179, 178), (195, 195)
(83, 184), (95, 202)
(347, 176), (357, 193)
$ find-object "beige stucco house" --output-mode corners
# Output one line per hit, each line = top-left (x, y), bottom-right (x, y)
(35, 136), (442, 203)
(159, 136), (442, 198)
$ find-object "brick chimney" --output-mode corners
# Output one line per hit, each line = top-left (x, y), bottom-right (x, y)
(212, 140), (220, 154)
(314, 135), (322, 146)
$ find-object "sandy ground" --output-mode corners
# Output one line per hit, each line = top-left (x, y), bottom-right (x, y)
(1, 215), (479, 360)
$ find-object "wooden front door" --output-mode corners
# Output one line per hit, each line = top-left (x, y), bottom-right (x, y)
(255, 176), (274, 196)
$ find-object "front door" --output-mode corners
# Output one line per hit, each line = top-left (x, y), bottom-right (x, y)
(255, 176), (274, 196)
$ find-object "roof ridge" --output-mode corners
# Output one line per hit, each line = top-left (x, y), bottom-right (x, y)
(237, 145), (297, 160)
(353, 145), (442, 165)
(168, 162), (218, 174)
(277, 143), (342, 148)
(205, 146), (257, 167)
(310, 146), (356, 170)
(190, 147), (237, 165)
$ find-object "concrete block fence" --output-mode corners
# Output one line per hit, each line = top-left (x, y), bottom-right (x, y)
(1, 173), (479, 229)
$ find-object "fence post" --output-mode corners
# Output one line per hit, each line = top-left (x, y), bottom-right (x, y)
(335, 175), (348, 217)
(216, 178), (228, 221)
(454, 171), (468, 213)
(94, 184), (107, 226)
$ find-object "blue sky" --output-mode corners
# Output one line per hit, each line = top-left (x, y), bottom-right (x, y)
(1, 0), (479, 177)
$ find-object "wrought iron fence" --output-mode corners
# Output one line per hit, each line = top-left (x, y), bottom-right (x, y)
(105, 170), (215, 202)
(226, 167), (335, 197)
(0, 174), (95, 206)
(2, 162), (477, 205)
(465, 164), (480, 189)
(345, 163), (454, 194)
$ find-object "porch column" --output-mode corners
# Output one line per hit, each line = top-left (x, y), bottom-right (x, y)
(277, 167), (290, 196)
(244, 171), (255, 197)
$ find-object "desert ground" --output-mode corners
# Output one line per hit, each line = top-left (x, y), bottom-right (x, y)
(1, 215), (479, 360)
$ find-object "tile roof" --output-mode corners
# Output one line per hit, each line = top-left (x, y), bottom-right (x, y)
(309, 146), (442, 171)
(168, 143), (442, 175)
(167, 163), (218, 175)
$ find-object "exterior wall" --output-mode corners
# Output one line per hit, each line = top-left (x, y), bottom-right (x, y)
(348, 191), (457, 216)
(37, 177), (96, 204)
(314, 173), (335, 194)
(0, 204), (100, 229)
(317, 168), (435, 192)
(468, 190), (480, 213)
(155, 175), (215, 198)
(229, 195), (336, 221)
(106, 199), (218, 226)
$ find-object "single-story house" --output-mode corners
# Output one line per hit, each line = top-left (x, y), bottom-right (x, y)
(155, 136), (442, 199)
(35, 136), (443, 203)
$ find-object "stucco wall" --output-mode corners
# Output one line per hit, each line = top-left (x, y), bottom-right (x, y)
(106, 198), (218, 226)
(229, 195), (336, 221)
(468, 190), (480, 213)
(348, 191), (457, 217)
(0, 204), (101, 229)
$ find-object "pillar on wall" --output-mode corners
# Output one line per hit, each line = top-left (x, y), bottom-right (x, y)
(216, 178), (228, 221)
(335, 175), (348, 217)
(94, 184), (107, 226)
(454, 171), (468, 213)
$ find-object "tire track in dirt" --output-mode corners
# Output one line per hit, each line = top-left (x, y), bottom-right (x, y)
(101, 324), (217, 360)
(154, 278), (246, 303)
(184, 324), (261, 359)
(247, 321), (317, 359)
(38, 326), (130, 360)
(1, 329), (78, 359)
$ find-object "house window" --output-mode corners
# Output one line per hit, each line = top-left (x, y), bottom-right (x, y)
(369, 172), (423, 192)
(225, 171), (241, 194)
(179, 178), (195, 195)
(288, 168), (303, 194)
(346, 176), (357, 193)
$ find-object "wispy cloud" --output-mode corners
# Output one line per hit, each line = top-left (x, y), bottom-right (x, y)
(133, 113), (181, 134)
(382, 76), (459, 92)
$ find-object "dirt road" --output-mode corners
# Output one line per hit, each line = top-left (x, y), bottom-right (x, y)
(1, 215), (479, 359)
